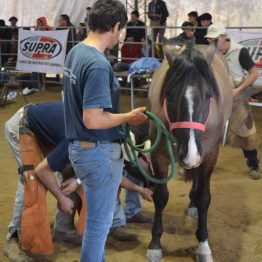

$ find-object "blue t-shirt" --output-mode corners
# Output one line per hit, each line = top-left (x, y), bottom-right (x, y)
(63, 42), (125, 141)
(27, 102), (70, 172)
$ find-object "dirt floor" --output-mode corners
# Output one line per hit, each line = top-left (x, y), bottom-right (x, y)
(0, 87), (261, 262)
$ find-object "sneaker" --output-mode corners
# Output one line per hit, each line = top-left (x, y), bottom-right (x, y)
(22, 87), (38, 96)
(3, 238), (33, 262)
(6, 91), (17, 101)
(126, 212), (153, 224)
(52, 229), (82, 245)
(249, 168), (261, 180)
(109, 227), (138, 242)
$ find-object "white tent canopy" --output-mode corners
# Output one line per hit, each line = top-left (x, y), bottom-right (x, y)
(1, 0), (261, 29)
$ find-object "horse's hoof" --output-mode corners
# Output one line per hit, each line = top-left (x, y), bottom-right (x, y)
(196, 253), (214, 262)
(187, 207), (198, 219)
(146, 249), (162, 262)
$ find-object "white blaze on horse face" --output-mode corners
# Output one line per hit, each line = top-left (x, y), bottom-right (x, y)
(183, 85), (201, 168)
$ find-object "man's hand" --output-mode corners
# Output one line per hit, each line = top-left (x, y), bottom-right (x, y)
(61, 178), (78, 195)
(140, 187), (153, 202)
(127, 107), (148, 126)
(57, 194), (74, 214)
(232, 87), (245, 98)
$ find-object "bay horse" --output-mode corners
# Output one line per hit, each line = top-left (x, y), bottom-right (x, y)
(147, 42), (233, 262)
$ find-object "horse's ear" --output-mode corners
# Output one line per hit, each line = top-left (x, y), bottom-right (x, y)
(162, 36), (177, 65)
(163, 41), (185, 66)
(163, 43), (176, 66)
(206, 39), (218, 65)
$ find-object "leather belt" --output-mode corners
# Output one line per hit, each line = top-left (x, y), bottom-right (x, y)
(79, 139), (122, 148)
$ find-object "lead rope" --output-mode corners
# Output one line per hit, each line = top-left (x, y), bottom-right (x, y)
(123, 111), (176, 184)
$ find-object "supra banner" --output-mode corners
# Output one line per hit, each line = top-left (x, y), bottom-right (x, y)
(16, 29), (69, 74)
(228, 30), (262, 87)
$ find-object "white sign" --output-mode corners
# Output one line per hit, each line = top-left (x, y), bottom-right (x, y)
(228, 31), (262, 87)
(16, 29), (69, 74)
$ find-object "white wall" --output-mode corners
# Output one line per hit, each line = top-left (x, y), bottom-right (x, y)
(1, 0), (261, 30)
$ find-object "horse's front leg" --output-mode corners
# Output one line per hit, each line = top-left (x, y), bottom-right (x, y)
(146, 151), (169, 262)
(193, 153), (218, 262)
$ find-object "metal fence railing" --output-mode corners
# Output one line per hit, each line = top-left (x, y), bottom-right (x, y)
(0, 25), (261, 89)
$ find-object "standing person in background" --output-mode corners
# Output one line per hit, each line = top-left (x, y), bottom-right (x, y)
(9, 16), (18, 27)
(84, 6), (92, 35)
(58, 14), (77, 54)
(22, 17), (51, 96)
(206, 23), (261, 180)
(126, 10), (145, 42)
(63, 0), (148, 261)
(77, 23), (88, 41)
(147, 0), (169, 44)
(8, 16), (18, 38)
(36, 17), (51, 30)
(0, 19), (12, 67)
(188, 11), (198, 27)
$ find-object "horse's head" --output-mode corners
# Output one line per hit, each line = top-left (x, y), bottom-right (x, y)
(160, 42), (219, 169)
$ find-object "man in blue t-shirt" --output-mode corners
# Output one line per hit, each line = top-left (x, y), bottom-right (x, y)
(63, 0), (147, 261)
(4, 101), (150, 260)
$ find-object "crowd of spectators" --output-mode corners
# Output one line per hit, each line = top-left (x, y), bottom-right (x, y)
(0, 1), (228, 97)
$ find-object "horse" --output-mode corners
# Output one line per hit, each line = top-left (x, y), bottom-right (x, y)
(146, 42), (233, 262)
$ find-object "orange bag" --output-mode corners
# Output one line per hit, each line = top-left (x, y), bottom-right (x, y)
(76, 186), (86, 235)
(19, 130), (53, 255)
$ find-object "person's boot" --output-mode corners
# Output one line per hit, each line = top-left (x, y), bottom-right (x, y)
(126, 211), (153, 224)
(242, 149), (261, 180)
(52, 229), (82, 245)
(109, 227), (138, 242)
(4, 237), (33, 262)
(249, 167), (261, 180)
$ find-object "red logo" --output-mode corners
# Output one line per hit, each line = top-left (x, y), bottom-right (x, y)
(20, 36), (62, 59)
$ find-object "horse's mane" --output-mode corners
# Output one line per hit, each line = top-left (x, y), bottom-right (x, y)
(160, 45), (219, 109)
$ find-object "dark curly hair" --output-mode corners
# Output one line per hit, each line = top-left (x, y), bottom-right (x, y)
(89, 0), (127, 33)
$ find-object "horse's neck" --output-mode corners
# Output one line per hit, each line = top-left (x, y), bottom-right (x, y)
(149, 58), (169, 118)
(210, 53), (233, 125)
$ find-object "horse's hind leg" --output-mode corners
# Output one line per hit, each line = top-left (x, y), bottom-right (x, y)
(146, 152), (169, 262)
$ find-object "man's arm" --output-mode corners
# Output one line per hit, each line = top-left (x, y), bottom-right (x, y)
(61, 175), (153, 202)
(83, 107), (147, 130)
(120, 176), (153, 202)
(233, 47), (259, 97)
(35, 158), (74, 214)
(233, 66), (258, 98)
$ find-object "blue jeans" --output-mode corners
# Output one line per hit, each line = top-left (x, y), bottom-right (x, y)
(124, 169), (143, 219)
(111, 169), (143, 228)
(69, 141), (123, 262)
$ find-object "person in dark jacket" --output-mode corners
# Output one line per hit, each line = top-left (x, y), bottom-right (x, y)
(147, 0), (169, 43)
(58, 14), (77, 54)
(195, 12), (212, 45)
(168, 21), (194, 46)
(188, 11), (199, 26)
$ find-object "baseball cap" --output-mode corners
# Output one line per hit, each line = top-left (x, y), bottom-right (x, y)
(205, 23), (227, 38)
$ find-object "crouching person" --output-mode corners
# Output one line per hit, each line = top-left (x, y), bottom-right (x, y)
(4, 102), (82, 261)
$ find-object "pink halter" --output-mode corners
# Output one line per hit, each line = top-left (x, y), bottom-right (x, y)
(163, 98), (210, 133)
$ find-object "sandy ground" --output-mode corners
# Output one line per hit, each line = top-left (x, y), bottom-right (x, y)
(0, 88), (261, 262)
